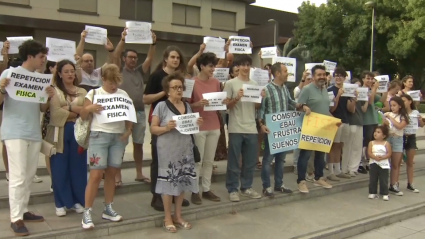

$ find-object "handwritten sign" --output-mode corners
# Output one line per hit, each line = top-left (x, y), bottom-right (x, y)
(46, 37), (76, 63)
(93, 94), (137, 123)
(266, 111), (304, 154)
(357, 87), (369, 101)
(172, 113), (200, 134)
(305, 63), (323, 74)
(241, 84), (262, 103)
(272, 57), (296, 82)
(6, 67), (52, 103)
(298, 112), (341, 153)
(229, 36), (252, 54)
(202, 92), (227, 111)
(6, 36), (33, 54)
(407, 90), (421, 101)
(342, 83), (359, 98)
(374, 75), (389, 93)
(125, 21), (152, 44)
(323, 60), (337, 72)
(404, 113), (419, 134)
(85, 25), (107, 45)
(249, 68), (269, 86)
(328, 92), (335, 106)
(204, 37), (225, 59)
(183, 79), (195, 98)
(213, 68), (229, 83)
(261, 46), (277, 59)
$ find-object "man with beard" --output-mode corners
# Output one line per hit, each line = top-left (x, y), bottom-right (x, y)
(296, 65), (334, 193)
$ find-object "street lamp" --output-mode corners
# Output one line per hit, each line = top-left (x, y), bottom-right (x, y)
(268, 19), (278, 48)
(365, 1), (376, 72)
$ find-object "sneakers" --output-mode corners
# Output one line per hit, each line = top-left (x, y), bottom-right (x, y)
(358, 166), (367, 174)
(336, 173), (351, 179)
(389, 184), (404, 196)
(274, 185), (293, 194)
(50, 185), (53, 193)
(33, 175), (43, 183)
(368, 194), (378, 199)
(262, 187), (275, 198)
(82, 208), (94, 229)
(229, 192), (240, 202)
(348, 172), (357, 177)
(11, 220), (29, 236)
(56, 207), (66, 217)
(407, 183), (420, 193)
(383, 195), (389, 201)
(202, 191), (221, 202)
(298, 180), (309, 193)
(23, 212), (44, 222)
(306, 174), (314, 183)
(102, 203), (123, 222)
(314, 177), (332, 189)
(74, 203), (85, 213)
(191, 193), (202, 205)
(326, 174), (340, 181)
(241, 188), (261, 199)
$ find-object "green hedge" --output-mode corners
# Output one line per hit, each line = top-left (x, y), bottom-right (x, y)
(418, 103), (425, 113)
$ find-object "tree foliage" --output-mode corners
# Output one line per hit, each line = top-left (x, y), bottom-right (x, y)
(294, 0), (425, 88)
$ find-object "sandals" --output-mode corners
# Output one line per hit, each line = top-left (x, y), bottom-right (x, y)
(173, 220), (192, 230)
(163, 221), (177, 233)
(115, 180), (122, 187)
(135, 176), (151, 183)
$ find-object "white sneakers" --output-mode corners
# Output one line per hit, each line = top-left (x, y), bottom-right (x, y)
(368, 194), (389, 201)
(56, 204), (84, 217)
(33, 175), (43, 183)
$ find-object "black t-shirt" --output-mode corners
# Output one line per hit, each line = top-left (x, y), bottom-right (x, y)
(144, 69), (168, 121)
(328, 85), (349, 123)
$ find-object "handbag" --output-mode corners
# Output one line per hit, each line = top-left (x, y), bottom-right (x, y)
(74, 89), (96, 149)
(164, 100), (201, 163)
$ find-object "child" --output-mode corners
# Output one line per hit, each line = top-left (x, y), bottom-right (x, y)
(401, 94), (424, 193)
(368, 125), (392, 201)
(384, 96), (408, 196)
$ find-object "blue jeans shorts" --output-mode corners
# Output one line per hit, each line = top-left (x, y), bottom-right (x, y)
(387, 136), (403, 153)
(88, 131), (128, 169)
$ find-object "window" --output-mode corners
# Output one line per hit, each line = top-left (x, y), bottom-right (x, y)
(211, 9), (236, 31)
(172, 4), (200, 27)
(0, 0), (30, 6)
(120, 0), (152, 22)
(59, 0), (97, 13)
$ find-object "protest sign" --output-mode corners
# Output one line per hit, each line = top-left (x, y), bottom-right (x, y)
(213, 68), (229, 83)
(85, 25), (107, 45)
(46, 37), (76, 63)
(183, 79), (195, 98)
(261, 46), (277, 59)
(228, 36), (252, 54)
(404, 113), (419, 135)
(272, 57), (296, 82)
(407, 90), (421, 101)
(172, 113), (200, 134)
(328, 92), (335, 106)
(323, 60), (337, 72)
(203, 92), (227, 111)
(93, 94), (137, 124)
(266, 111), (304, 154)
(204, 37), (225, 58)
(6, 36), (33, 54)
(125, 21), (152, 44)
(249, 68), (269, 86)
(298, 112), (341, 153)
(241, 84), (262, 103)
(341, 83), (359, 98)
(305, 63), (323, 73)
(374, 75), (389, 93)
(356, 87), (369, 101)
(6, 67), (52, 103)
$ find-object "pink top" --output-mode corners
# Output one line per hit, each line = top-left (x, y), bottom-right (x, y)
(190, 77), (221, 131)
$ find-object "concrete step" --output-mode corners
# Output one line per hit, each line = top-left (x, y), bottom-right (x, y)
(1, 163), (424, 239)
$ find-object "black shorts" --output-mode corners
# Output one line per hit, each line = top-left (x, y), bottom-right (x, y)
(403, 135), (417, 150)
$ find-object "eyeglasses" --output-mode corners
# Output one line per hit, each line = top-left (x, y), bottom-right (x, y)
(127, 56), (138, 60)
(170, 86), (184, 91)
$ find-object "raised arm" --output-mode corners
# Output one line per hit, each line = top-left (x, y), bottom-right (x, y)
(187, 44), (205, 75)
(76, 30), (87, 57)
(141, 31), (157, 74)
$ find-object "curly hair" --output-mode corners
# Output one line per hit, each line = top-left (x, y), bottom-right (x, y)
(101, 64), (123, 85)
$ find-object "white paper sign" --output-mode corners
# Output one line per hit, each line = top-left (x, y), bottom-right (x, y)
(241, 84), (262, 103)
(272, 57), (296, 82)
(229, 36), (252, 54)
(407, 90), (421, 102)
(93, 94), (137, 124)
(183, 79), (195, 98)
(125, 21), (152, 44)
(376, 159), (390, 169)
(172, 113), (200, 134)
(357, 87), (369, 101)
(342, 83), (359, 98)
(213, 68), (229, 83)
(0, 41), (3, 61)
(203, 37), (225, 59)
(203, 92), (227, 111)
(323, 60), (337, 72)
(305, 63), (323, 73)
(85, 25), (107, 45)
(374, 75), (389, 93)
(404, 114), (419, 134)
(46, 37), (76, 63)
(6, 68), (52, 103)
(328, 92), (335, 106)
(6, 36), (33, 54)
(249, 68), (269, 86)
(261, 46), (277, 59)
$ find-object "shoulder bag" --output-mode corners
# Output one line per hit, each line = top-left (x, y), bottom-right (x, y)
(74, 89), (96, 149)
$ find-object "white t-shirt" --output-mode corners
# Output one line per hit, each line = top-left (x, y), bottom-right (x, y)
(387, 112), (404, 136)
(294, 86), (301, 103)
(86, 87), (129, 134)
(81, 67), (102, 87)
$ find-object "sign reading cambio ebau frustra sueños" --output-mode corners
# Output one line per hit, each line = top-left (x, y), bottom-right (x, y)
(93, 94), (137, 124)
(6, 67), (53, 103)
(266, 111), (304, 154)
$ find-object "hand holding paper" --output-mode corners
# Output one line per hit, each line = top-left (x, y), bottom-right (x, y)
(197, 117), (203, 126)
(166, 120), (177, 131)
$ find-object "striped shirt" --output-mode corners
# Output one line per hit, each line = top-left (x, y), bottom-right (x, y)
(259, 82), (297, 122)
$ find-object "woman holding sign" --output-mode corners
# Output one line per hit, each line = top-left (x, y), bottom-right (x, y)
(151, 73), (203, 233)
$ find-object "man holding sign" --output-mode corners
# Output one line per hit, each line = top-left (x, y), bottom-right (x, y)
(258, 63), (311, 197)
(0, 40), (54, 236)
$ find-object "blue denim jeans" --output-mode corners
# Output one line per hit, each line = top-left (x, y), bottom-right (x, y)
(226, 133), (258, 193)
(261, 137), (286, 189)
(297, 149), (325, 183)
